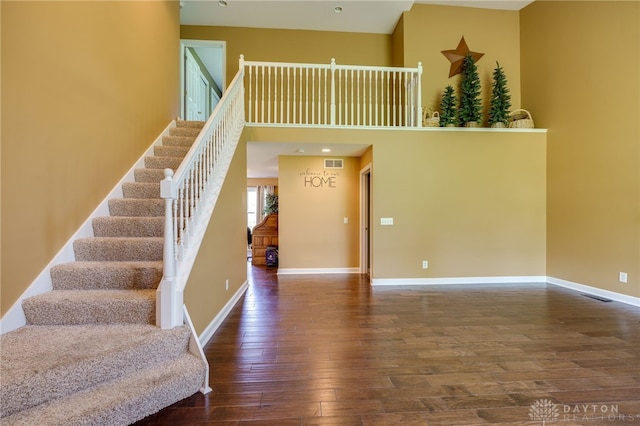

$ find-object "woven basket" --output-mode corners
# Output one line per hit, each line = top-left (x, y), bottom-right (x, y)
(508, 109), (534, 129)
(423, 108), (440, 127)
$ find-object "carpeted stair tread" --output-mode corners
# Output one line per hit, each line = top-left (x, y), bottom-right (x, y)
(2, 352), (204, 426)
(176, 120), (205, 129)
(22, 289), (156, 325)
(51, 261), (163, 290)
(122, 182), (161, 199)
(144, 155), (183, 170)
(74, 237), (163, 261)
(93, 216), (164, 238)
(154, 145), (190, 158)
(0, 324), (192, 418)
(162, 135), (198, 147)
(134, 168), (166, 183)
(169, 126), (201, 137)
(108, 198), (165, 217)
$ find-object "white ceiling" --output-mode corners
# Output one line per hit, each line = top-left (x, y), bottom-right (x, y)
(180, 1), (534, 35)
(180, 0), (534, 178)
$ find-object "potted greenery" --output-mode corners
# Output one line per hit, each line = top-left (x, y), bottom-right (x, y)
(488, 61), (511, 128)
(439, 85), (458, 127)
(459, 54), (482, 127)
(264, 193), (278, 215)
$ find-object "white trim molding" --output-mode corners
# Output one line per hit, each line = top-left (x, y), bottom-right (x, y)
(278, 267), (361, 275)
(198, 280), (249, 347)
(547, 276), (640, 307)
(371, 276), (548, 286)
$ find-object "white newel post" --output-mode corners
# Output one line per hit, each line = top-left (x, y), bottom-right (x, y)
(158, 168), (180, 329)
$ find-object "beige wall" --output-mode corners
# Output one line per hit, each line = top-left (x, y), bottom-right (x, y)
(1, 1), (180, 315)
(278, 156), (360, 269)
(372, 129), (546, 278)
(521, 1), (640, 297)
(247, 178), (278, 187)
(184, 133), (248, 335)
(401, 4), (521, 121)
(249, 127), (547, 279)
(180, 26), (393, 88)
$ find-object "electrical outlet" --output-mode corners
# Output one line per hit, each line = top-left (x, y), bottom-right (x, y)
(619, 272), (627, 283)
(225, 279), (229, 290)
(422, 260), (428, 269)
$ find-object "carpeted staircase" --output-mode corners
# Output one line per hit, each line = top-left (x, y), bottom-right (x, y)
(0, 120), (208, 425)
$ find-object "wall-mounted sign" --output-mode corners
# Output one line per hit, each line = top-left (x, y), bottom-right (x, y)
(301, 169), (340, 188)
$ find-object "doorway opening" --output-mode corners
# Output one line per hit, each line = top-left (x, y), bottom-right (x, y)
(180, 40), (226, 121)
(360, 164), (372, 277)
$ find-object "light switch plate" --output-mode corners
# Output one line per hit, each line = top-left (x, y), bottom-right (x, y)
(381, 217), (393, 225)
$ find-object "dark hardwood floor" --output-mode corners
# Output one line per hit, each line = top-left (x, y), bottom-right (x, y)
(135, 264), (640, 425)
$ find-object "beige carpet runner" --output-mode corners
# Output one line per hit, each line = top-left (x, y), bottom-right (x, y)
(0, 121), (207, 425)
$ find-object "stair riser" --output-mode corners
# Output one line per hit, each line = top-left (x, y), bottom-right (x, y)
(74, 238), (163, 262)
(51, 262), (162, 290)
(176, 120), (205, 129)
(122, 182), (161, 199)
(134, 168), (166, 183)
(162, 135), (197, 147)
(144, 156), (183, 170)
(93, 217), (164, 238)
(154, 146), (190, 158)
(108, 199), (165, 217)
(23, 293), (155, 326)
(169, 127), (201, 138)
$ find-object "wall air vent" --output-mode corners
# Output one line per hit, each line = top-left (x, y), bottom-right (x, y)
(324, 159), (343, 169)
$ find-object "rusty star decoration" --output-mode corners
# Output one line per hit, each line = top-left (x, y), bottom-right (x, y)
(441, 36), (484, 78)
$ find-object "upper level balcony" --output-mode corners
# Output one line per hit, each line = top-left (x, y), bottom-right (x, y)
(241, 56), (423, 128)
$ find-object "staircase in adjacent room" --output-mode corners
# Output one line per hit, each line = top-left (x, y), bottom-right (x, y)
(0, 120), (208, 426)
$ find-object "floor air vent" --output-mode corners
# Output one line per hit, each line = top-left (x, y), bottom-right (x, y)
(581, 293), (612, 302)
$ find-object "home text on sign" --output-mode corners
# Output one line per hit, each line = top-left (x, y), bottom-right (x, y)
(301, 169), (340, 188)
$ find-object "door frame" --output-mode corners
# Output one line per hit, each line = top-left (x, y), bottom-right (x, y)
(180, 39), (226, 120)
(359, 163), (372, 276)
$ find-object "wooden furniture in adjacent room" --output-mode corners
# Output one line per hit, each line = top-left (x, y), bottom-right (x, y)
(251, 213), (278, 266)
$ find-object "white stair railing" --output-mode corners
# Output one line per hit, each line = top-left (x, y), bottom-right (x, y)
(243, 57), (422, 127)
(157, 63), (245, 330)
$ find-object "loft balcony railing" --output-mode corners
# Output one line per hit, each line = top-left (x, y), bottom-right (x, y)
(241, 56), (423, 128)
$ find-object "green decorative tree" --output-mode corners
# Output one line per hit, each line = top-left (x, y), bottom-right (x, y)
(488, 61), (511, 127)
(458, 54), (482, 126)
(439, 85), (458, 127)
(263, 193), (278, 215)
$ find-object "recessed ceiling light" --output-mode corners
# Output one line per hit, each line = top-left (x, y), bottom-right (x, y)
(218, 0), (228, 7)
(334, 6), (343, 13)
(322, 148), (331, 153)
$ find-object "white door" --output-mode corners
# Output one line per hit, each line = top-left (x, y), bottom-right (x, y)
(185, 49), (208, 121)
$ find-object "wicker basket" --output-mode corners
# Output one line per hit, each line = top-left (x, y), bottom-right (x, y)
(508, 109), (534, 129)
(423, 108), (440, 127)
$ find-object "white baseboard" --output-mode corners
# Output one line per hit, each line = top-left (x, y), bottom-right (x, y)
(277, 267), (361, 275)
(371, 276), (548, 286)
(547, 276), (640, 307)
(0, 122), (175, 335)
(198, 280), (249, 347)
